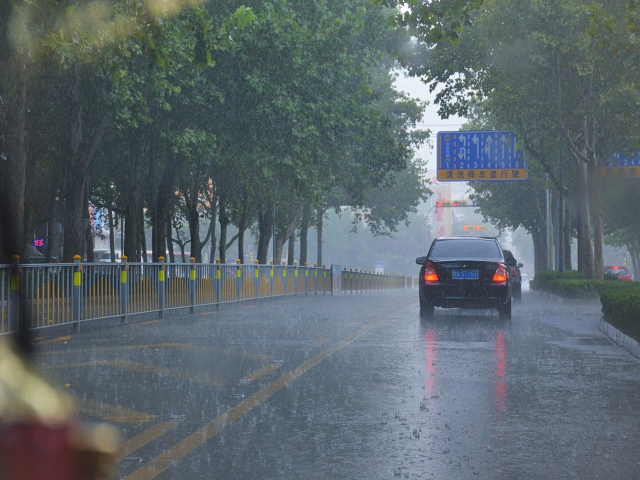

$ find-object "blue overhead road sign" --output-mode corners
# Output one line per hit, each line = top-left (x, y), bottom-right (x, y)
(601, 152), (640, 178)
(437, 131), (528, 181)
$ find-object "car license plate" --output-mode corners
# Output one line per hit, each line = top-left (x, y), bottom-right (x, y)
(452, 269), (479, 280)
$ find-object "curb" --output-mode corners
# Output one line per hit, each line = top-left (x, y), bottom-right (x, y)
(532, 290), (601, 305)
(599, 318), (640, 360)
(533, 290), (564, 303)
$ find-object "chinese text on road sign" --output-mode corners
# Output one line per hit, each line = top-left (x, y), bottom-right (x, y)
(437, 131), (528, 181)
(600, 152), (640, 178)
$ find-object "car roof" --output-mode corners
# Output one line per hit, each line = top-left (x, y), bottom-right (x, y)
(435, 236), (497, 241)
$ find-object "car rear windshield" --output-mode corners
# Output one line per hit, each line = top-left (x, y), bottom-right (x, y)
(605, 268), (628, 275)
(429, 239), (502, 260)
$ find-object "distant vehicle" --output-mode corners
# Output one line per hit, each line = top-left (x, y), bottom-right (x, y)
(94, 249), (121, 263)
(604, 265), (633, 281)
(416, 236), (515, 320)
(501, 249), (523, 301)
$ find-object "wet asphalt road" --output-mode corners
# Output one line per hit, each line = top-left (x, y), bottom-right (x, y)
(34, 289), (640, 479)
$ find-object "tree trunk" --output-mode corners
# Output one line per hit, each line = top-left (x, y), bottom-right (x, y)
(140, 208), (147, 262)
(106, 183), (116, 262)
(274, 232), (286, 265)
(124, 194), (141, 262)
(218, 197), (229, 263)
(238, 213), (247, 264)
(532, 227), (547, 275)
(257, 206), (274, 264)
(563, 198), (572, 271)
(274, 207), (302, 265)
(152, 192), (167, 261)
(83, 183), (95, 262)
(287, 233), (295, 265)
(589, 172), (604, 280)
(62, 67), (87, 262)
(166, 213), (175, 263)
(316, 207), (325, 266)
(299, 202), (311, 265)
(575, 161), (594, 278)
(628, 245), (639, 282)
(62, 170), (87, 261)
(123, 137), (143, 262)
(209, 217), (217, 263)
(218, 195), (229, 263)
(0, 53), (27, 261)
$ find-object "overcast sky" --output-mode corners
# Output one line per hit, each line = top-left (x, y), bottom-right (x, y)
(394, 71), (469, 199)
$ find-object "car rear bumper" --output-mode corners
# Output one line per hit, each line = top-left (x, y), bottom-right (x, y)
(421, 283), (511, 308)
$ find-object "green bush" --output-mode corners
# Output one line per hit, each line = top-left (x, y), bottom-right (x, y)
(531, 270), (636, 299)
(530, 270), (586, 294)
(601, 286), (640, 342)
(532, 270), (640, 342)
(546, 279), (598, 299)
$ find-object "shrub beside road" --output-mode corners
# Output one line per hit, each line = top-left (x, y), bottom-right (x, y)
(532, 270), (640, 342)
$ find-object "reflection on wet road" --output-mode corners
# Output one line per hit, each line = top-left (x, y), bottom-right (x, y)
(34, 291), (640, 479)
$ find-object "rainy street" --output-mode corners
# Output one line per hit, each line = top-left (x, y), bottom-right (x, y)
(34, 290), (640, 479)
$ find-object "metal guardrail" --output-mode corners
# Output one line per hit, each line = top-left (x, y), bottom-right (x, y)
(0, 258), (410, 334)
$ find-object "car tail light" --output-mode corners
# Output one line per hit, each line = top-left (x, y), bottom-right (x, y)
(424, 263), (439, 283)
(492, 264), (508, 284)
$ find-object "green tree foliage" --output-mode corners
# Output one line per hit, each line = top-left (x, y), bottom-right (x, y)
(394, 0), (640, 278)
(0, 0), (428, 265)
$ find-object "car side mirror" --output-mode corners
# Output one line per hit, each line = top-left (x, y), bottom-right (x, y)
(415, 256), (428, 265)
(517, 263), (523, 268)
(505, 257), (516, 266)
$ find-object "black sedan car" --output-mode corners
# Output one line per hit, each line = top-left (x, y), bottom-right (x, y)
(416, 237), (515, 319)
(501, 249), (523, 301)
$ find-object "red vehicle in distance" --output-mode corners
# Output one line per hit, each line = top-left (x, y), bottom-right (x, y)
(604, 265), (633, 281)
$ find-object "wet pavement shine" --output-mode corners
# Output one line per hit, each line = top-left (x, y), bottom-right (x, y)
(33, 290), (640, 479)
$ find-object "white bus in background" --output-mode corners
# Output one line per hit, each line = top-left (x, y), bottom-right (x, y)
(94, 249), (122, 263)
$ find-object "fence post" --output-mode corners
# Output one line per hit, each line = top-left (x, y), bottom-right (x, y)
(254, 260), (260, 301)
(294, 262), (299, 295)
(323, 264), (327, 294)
(72, 255), (82, 331)
(10, 255), (21, 333)
(190, 257), (196, 314)
(282, 264), (288, 295)
(158, 256), (166, 319)
(313, 264), (318, 295)
(120, 256), (129, 324)
(270, 260), (274, 298)
(215, 259), (221, 308)
(236, 259), (242, 302)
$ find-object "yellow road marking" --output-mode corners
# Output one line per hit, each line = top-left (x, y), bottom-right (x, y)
(124, 304), (411, 480)
(36, 343), (271, 361)
(308, 338), (329, 347)
(240, 364), (280, 382)
(33, 335), (73, 345)
(78, 398), (158, 425)
(44, 360), (224, 387)
(135, 320), (160, 327)
(116, 422), (180, 461)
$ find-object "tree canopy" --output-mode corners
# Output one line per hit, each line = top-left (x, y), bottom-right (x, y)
(0, 0), (430, 265)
